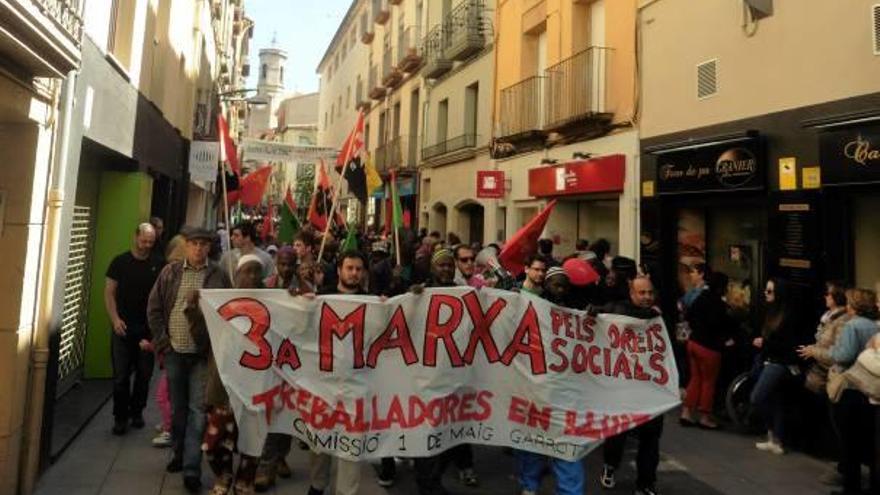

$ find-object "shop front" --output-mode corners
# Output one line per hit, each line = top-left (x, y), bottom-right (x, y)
(818, 120), (880, 291)
(528, 154), (627, 257)
(641, 133), (768, 327)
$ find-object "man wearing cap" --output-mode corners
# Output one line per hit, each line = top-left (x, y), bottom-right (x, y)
(148, 227), (232, 493)
(517, 267), (584, 495)
(105, 223), (164, 435)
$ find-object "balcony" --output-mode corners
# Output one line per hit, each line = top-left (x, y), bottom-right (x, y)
(397, 26), (423, 73)
(421, 134), (478, 162)
(499, 76), (547, 138)
(382, 44), (402, 88)
(389, 0), (402, 4)
(0, 0), (84, 76)
(444, 0), (485, 61)
(368, 65), (386, 100)
(360, 13), (374, 44)
(422, 26), (451, 79)
(544, 47), (612, 130)
(376, 134), (418, 174)
(372, 0), (390, 25)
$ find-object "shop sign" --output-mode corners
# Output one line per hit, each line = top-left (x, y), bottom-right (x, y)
(654, 142), (763, 194)
(476, 171), (505, 198)
(188, 140), (219, 183)
(770, 200), (819, 287)
(778, 157), (797, 191)
(802, 167), (821, 189)
(819, 124), (880, 185)
(528, 154), (626, 198)
(241, 139), (338, 164)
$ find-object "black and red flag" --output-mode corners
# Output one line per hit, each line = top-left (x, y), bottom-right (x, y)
(336, 111), (368, 204)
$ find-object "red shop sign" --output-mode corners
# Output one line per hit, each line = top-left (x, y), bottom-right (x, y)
(476, 170), (505, 198)
(528, 154), (626, 197)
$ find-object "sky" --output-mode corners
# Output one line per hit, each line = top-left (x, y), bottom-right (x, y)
(245, 0), (352, 95)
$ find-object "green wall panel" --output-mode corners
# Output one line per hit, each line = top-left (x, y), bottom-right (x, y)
(83, 171), (152, 378)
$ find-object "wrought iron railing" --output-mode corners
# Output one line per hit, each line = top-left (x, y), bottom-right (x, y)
(32, 0), (84, 47)
(544, 47), (610, 129)
(422, 25), (451, 78)
(372, 0), (389, 24)
(444, 0), (484, 60)
(499, 76), (546, 137)
(421, 133), (478, 161)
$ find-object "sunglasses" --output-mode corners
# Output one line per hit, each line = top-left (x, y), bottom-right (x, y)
(457, 256), (475, 263)
(765, 289), (775, 294)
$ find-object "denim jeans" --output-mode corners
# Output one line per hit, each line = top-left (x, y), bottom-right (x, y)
(749, 362), (789, 443)
(110, 325), (154, 420)
(165, 351), (207, 478)
(516, 450), (584, 495)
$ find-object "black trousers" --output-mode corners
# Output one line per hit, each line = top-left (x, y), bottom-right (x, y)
(111, 329), (154, 420)
(414, 451), (452, 495)
(832, 390), (877, 493)
(603, 416), (664, 488)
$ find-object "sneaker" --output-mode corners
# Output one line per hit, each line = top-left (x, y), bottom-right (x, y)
(755, 440), (785, 455)
(209, 476), (231, 495)
(600, 464), (616, 489)
(276, 458), (292, 479)
(166, 454), (183, 473)
(521, 491), (537, 495)
(254, 462), (277, 492)
(112, 418), (127, 436)
(459, 467), (478, 487)
(635, 485), (660, 495)
(183, 476), (202, 493)
(152, 431), (172, 448)
(818, 470), (843, 486)
(233, 481), (256, 495)
(130, 413), (145, 429)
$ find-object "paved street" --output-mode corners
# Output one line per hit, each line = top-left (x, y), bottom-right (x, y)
(35, 388), (834, 495)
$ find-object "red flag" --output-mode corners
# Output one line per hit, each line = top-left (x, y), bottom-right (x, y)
(218, 115), (240, 176)
(261, 203), (275, 241)
(284, 186), (297, 212)
(228, 166), (272, 206)
(498, 200), (558, 277)
(335, 112), (365, 172)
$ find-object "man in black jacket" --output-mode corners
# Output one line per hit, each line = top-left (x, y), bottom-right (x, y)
(598, 275), (665, 495)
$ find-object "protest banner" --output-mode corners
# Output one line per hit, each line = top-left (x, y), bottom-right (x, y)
(200, 287), (680, 461)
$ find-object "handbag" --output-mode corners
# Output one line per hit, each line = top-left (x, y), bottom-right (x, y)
(826, 365), (848, 403)
(804, 363), (828, 395)
(844, 348), (880, 402)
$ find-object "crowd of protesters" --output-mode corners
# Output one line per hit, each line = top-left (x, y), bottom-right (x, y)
(102, 217), (879, 495)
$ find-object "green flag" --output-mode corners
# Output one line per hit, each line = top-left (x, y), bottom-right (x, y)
(341, 222), (358, 252)
(277, 186), (300, 243)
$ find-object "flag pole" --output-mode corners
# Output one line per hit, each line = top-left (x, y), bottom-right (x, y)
(391, 171), (401, 266)
(219, 157), (235, 278)
(317, 158), (346, 263)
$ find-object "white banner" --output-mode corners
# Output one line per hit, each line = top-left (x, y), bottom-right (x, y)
(188, 140), (220, 182)
(241, 139), (338, 163)
(200, 288), (680, 461)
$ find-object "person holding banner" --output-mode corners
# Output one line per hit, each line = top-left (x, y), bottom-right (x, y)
(147, 227), (232, 493)
(598, 274), (665, 495)
(408, 248), (478, 494)
(517, 266), (586, 495)
(306, 250), (370, 495)
(200, 254), (265, 495)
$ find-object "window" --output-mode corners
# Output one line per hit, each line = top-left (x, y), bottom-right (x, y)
(437, 98), (449, 144)
(324, 112), (328, 129)
(279, 67), (284, 83)
(338, 96), (342, 116)
(261, 64), (267, 80)
(346, 86), (351, 108)
(465, 82), (478, 137)
(331, 103), (335, 123)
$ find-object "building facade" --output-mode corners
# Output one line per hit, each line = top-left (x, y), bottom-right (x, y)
(491, 0), (640, 259)
(0, 1), (252, 493)
(0, 1), (84, 492)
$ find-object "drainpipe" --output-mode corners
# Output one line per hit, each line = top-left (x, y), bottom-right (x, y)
(20, 69), (76, 495)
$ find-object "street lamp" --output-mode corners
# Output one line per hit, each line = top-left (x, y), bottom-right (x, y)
(218, 88), (267, 107)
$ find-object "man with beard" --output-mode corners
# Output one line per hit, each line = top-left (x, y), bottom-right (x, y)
(306, 251), (368, 495)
